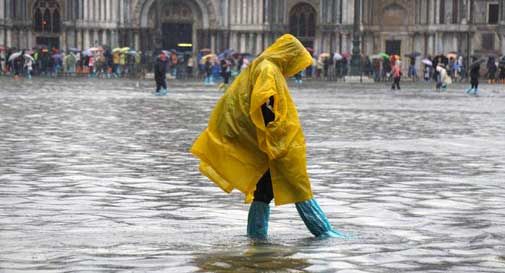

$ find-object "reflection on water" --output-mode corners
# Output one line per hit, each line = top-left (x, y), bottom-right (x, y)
(0, 78), (504, 272)
(194, 242), (310, 273)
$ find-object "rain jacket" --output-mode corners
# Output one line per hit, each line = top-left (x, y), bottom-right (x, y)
(191, 34), (313, 206)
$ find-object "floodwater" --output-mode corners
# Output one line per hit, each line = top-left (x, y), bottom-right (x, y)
(0, 78), (504, 272)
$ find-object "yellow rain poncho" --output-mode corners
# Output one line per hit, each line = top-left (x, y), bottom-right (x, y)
(191, 34), (313, 206)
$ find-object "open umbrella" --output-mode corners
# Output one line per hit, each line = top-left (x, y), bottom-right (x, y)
(422, 59), (433, 66)
(200, 53), (217, 64)
(112, 47), (122, 53)
(68, 47), (81, 52)
(120, 47), (130, 53)
(470, 58), (485, 67)
(8, 52), (33, 62)
(24, 54), (35, 62)
(0, 46), (5, 51)
(341, 52), (351, 59)
(8, 52), (22, 61)
(406, 51), (421, 58)
(87, 47), (100, 52)
(447, 52), (458, 59)
(52, 53), (63, 61)
(378, 52), (390, 59)
(434, 55), (449, 65)
(370, 54), (383, 60)
(200, 48), (211, 54)
(333, 53), (343, 61)
(319, 53), (330, 58)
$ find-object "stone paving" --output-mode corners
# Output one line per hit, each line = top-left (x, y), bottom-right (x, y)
(0, 77), (504, 272)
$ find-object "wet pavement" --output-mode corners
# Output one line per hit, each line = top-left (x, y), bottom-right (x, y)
(0, 77), (504, 272)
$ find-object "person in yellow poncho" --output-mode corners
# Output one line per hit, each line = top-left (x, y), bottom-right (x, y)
(191, 34), (345, 239)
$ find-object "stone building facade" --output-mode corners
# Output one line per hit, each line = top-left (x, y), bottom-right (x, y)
(0, 0), (504, 58)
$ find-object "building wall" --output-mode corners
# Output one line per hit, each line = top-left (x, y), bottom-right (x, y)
(1, 0), (504, 59)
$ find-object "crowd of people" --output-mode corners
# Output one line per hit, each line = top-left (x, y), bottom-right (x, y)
(1, 45), (505, 92)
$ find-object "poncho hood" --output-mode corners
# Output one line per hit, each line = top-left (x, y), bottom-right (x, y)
(254, 34), (313, 77)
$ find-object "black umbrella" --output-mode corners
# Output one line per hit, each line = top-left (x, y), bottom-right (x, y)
(405, 51), (421, 58)
(470, 58), (485, 68)
(434, 55), (449, 65)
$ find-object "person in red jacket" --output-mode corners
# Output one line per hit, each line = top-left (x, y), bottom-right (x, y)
(391, 61), (402, 90)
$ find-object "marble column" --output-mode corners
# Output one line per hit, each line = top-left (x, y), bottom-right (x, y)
(102, 0), (106, 21)
(341, 32), (348, 53)
(0, 0), (4, 20)
(119, 0), (124, 25)
(239, 32), (246, 52)
(83, 29), (89, 48)
(255, 32), (263, 54)
(61, 30), (67, 50)
(107, 0), (111, 22)
(0, 29), (4, 48)
(242, 0), (246, 24)
(249, 0), (253, 24)
(501, 34), (505, 55)
(427, 33), (434, 55)
(229, 0), (235, 24)
(134, 31), (140, 51)
(112, 30), (118, 48)
(211, 32), (216, 52)
(83, 0), (88, 21)
(6, 29), (12, 48)
(102, 30), (107, 45)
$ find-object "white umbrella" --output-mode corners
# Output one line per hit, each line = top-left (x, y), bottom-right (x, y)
(422, 59), (432, 66)
(8, 51), (22, 61)
(333, 53), (343, 61)
(23, 54), (34, 61)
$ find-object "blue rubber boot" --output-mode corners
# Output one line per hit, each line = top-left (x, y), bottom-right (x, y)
(295, 198), (347, 239)
(465, 87), (473, 93)
(247, 201), (270, 240)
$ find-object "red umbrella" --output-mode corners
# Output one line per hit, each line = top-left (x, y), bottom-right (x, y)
(0, 46), (5, 51)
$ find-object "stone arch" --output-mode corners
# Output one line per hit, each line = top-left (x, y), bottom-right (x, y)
(382, 2), (408, 26)
(287, 0), (318, 19)
(289, 2), (317, 47)
(134, 0), (217, 29)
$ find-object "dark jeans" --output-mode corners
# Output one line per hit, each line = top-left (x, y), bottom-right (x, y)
(391, 77), (401, 89)
(471, 79), (478, 89)
(254, 170), (273, 204)
(155, 78), (166, 92)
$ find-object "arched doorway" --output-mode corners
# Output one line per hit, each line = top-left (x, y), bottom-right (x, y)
(140, 0), (208, 53)
(32, 0), (61, 49)
(289, 3), (316, 47)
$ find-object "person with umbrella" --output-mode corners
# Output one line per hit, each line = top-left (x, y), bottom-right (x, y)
(203, 55), (215, 85)
(24, 54), (34, 79)
(11, 50), (26, 79)
(422, 57), (433, 81)
(435, 63), (451, 91)
(191, 34), (347, 240)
